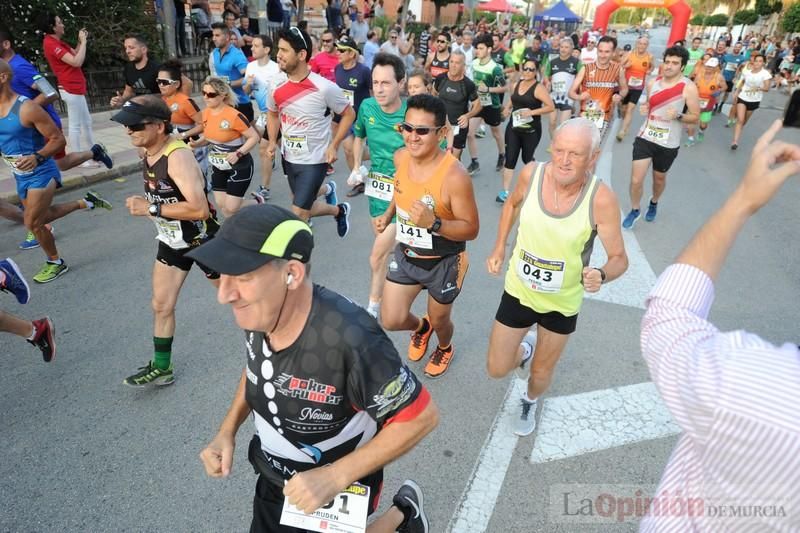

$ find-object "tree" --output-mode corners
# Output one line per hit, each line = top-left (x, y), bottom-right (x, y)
(706, 13), (729, 26)
(690, 14), (705, 24)
(732, 9), (758, 25)
(755, 0), (773, 16)
(782, 1), (800, 32)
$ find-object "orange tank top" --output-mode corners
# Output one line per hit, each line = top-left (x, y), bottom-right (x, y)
(393, 150), (464, 257)
(696, 72), (722, 98)
(201, 105), (250, 150)
(164, 92), (200, 126)
(581, 62), (621, 117)
(625, 52), (652, 89)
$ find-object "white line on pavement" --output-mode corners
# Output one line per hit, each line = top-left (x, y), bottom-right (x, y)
(447, 378), (526, 533)
(530, 381), (680, 463)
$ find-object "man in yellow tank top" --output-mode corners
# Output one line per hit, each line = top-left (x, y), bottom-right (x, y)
(485, 118), (628, 436)
(375, 94), (480, 380)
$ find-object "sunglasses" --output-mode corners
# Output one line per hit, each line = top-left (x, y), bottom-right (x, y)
(390, 35), (398, 39)
(321, 38), (333, 43)
(522, 66), (536, 72)
(437, 39), (448, 44)
(203, 91), (220, 98)
(156, 78), (177, 86)
(289, 26), (308, 50)
(397, 122), (442, 136)
(126, 122), (155, 132)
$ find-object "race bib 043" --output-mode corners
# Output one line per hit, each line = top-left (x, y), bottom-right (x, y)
(516, 249), (565, 293)
(280, 483), (370, 533)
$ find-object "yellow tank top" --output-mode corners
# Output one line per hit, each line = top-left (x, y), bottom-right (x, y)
(504, 163), (600, 316)
(393, 150), (463, 258)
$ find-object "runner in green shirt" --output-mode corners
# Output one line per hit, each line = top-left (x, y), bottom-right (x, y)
(468, 35), (508, 176)
(684, 37), (704, 76)
(350, 52), (407, 318)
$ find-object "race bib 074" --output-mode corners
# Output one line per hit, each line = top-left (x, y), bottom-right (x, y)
(283, 135), (309, 156)
(280, 483), (370, 533)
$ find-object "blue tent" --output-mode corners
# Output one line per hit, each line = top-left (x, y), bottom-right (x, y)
(534, 0), (582, 22)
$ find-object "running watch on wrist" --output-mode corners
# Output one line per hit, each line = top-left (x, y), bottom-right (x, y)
(595, 267), (607, 283)
(236, 150), (244, 159)
(148, 203), (160, 217)
(429, 217), (442, 233)
(34, 152), (46, 166)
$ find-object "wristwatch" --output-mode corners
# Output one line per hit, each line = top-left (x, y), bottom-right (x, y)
(429, 217), (442, 233)
(33, 152), (46, 166)
(594, 267), (607, 283)
(235, 150), (245, 159)
(676, 112), (684, 121)
(148, 203), (161, 217)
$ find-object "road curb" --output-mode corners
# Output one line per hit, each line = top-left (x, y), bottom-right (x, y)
(1, 161), (142, 204)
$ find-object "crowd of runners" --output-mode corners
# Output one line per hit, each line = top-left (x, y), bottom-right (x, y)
(1, 12), (799, 532)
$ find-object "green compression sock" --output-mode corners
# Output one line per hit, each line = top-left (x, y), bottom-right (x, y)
(153, 336), (173, 370)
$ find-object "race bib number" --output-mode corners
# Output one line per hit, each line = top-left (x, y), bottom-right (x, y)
(342, 89), (355, 106)
(516, 250), (565, 293)
(725, 62), (737, 72)
(743, 87), (759, 99)
(395, 208), (433, 249)
(479, 91), (493, 106)
(643, 118), (671, 144)
(280, 483), (370, 533)
(365, 171), (394, 202)
(283, 135), (309, 156)
(208, 151), (232, 170)
(512, 109), (533, 128)
(452, 125), (460, 135)
(551, 80), (566, 95)
(581, 109), (605, 132)
(628, 76), (644, 89)
(1, 154), (34, 176)
(699, 98), (709, 110)
(153, 217), (187, 249)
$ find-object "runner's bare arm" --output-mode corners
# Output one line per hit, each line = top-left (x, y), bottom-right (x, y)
(200, 370), (251, 478)
(15, 101), (65, 171)
(352, 135), (364, 169)
(533, 83), (555, 116)
(429, 166), (479, 241)
(158, 148), (211, 220)
(617, 67), (628, 99)
(331, 106), (356, 151)
(568, 67), (586, 101)
(266, 110), (280, 158)
(226, 125), (261, 165)
(680, 82), (701, 125)
(591, 183), (628, 283)
(487, 162), (534, 274)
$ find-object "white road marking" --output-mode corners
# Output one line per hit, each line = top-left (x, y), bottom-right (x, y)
(447, 378), (526, 533)
(530, 382), (680, 464)
(586, 230), (657, 310)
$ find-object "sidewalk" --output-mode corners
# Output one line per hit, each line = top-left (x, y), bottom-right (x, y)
(0, 110), (142, 203)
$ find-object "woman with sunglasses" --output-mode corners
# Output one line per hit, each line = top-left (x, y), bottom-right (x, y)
(157, 60), (208, 180)
(500, 59), (554, 203)
(182, 77), (260, 218)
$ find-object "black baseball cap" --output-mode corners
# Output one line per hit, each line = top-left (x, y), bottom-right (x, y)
(336, 35), (359, 53)
(186, 205), (313, 275)
(110, 98), (171, 126)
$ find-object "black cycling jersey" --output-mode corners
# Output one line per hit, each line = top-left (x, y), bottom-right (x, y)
(433, 73), (478, 124)
(143, 139), (219, 249)
(244, 284), (427, 495)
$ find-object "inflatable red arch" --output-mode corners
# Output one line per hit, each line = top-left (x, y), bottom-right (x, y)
(594, 0), (691, 46)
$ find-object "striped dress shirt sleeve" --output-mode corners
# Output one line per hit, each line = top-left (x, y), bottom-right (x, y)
(639, 263), (800, 532)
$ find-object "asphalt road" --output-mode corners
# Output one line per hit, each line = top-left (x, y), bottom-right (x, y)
(2, 27), (798, 533)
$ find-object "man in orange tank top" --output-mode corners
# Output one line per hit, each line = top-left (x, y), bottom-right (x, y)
(617, 36), (654, 142)
(375, 94), (480, 380)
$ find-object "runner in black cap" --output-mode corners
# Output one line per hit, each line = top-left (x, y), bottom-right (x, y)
(190, 204), (436, 533)
(112, 94), (221, 387)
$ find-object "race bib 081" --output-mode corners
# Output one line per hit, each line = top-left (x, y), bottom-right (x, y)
(365, 171), (394, 202)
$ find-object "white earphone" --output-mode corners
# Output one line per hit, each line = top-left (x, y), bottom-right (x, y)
(286, 274), (294, 285)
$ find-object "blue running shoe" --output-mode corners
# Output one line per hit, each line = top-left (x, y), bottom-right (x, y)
(91, 143), (113, 169)
(19, 231), (39, 250)
(325, 181), (338, 206)
(496, 190), (509, 203)
(645, 200), (658, 222)
(335, 202), (351, 238)
(0, 258), (31, 304)
(622, 209), (640, 229)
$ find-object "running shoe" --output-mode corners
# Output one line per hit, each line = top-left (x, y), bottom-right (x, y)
(408, 316), (432, 361)
(615, 131), (625, 142)
(91, 143), (114, 169)
(85, 190), (113, 210)
(325, 181), (338, 206)
(697, 131), (704, 142)
(495, 154), (505, 172)
(335, 202), (351, 238)
(496, 190), (509, 203)
(726, 118), (735, 128)
(466, 160), (480, 175)
(424, 344), (455, 378)
(645, 200), (658, 222)
(123, 361), (175, 387)
(33, 261), (68, 284)
(684, 136), (696, 147)
(514, 398), (538, 436)
(19, 231), (39, 250)
(622, 209), (640, 229)
(515, 329), (537, 380)
(0, 258), (31, 304)
(28, 317), (56, 362)
(731, 143), (738, 151)
(250, 190), (267, 205)
(393, 480), (429, 533)
(346, 182), (365, 197)
(475, 127), (486, 139)
(251, 186), (270, 202)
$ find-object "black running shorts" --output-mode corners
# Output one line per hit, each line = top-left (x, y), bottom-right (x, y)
(284, 161), (328, 211)
(157, 241), (219, 279)
(477, 106), (503, 127)
(495, 290), (578, 334)
(632, 137), (680, 173)
(210, 154), (255, 198)
(386, 246), (469, 305)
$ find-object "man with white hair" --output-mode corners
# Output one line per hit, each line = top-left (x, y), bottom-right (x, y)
(485, 117), (628, 436)
(580, 35), (598, 65)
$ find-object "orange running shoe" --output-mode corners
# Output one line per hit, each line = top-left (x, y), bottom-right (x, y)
(408, 316), (432, 362)
(424, 344), (455, 379)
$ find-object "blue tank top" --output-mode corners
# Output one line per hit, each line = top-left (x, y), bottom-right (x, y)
(0, 96), (59, 179)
